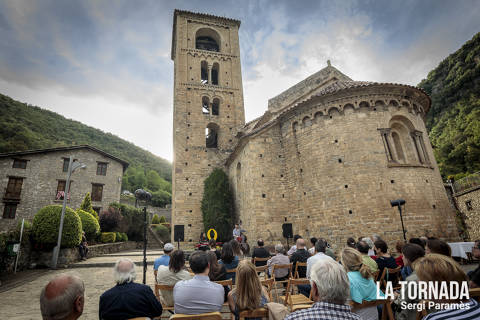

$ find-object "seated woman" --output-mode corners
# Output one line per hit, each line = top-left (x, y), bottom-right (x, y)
(394, 241), (404, 267)
(227, 260), (270, 320)
(341, 247), (382, 320)
(207, 251), (229, 302)
(374, 239), (398, 282)
(220, 242), (240, 283)
(156, 250), (192, 307)
(266, 243), (290, 281)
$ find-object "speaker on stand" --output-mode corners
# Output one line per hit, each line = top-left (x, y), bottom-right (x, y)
(282, 223), (293, 251)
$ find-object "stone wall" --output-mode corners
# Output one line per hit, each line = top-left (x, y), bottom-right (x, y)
(228, 88), (459, 250)
(0, 148), (125, 232)
(455, 186), (480, 241)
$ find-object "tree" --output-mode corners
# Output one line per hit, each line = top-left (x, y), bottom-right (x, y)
(80, 192), (98, 220)
(151, 190), (171, 208)
(151, 214), (160, 224)
(201, 168), (234, 242)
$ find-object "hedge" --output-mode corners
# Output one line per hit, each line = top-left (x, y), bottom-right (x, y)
(153, 224), (170, 243)
(151, 214), (160, 224)
(32, 205), (82, 248)
(108, 203), (144, 241)
(159, 215), (167, 223)
(77, 209), (100, 241)
(101, 232), (116, 243)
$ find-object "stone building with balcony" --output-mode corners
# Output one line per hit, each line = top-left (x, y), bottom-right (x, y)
(0, 145), (128, 231)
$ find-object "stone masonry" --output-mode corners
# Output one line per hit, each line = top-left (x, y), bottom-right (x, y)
(455, 186), (480, 241)
(0, 145), (128, 231)
(171, 10), (459, 249)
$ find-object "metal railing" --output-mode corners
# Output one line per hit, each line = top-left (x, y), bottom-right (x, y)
(454, 171), (480, 193)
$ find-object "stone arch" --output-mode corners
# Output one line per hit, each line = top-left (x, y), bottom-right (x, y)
(327, 106), (340, 117)
(389, 115), (417, 163)
(211, 62), (220, 85)
(302, 116), (312, 127)
(206, 123), (219, 148)
(343, 103), (355, 113)
(202, 96), (210, 114)
(359, 101), (370, 110)
(389, 100), (399, 107)
(391, 131), (406, 163)
(374, 100), (385, 109)
(212, 98), (220, 115)
(313, 111), (324, 122)
(201, 61), (208, 83)
(196, 28), (221, 52)
(292, 121), (299, 132)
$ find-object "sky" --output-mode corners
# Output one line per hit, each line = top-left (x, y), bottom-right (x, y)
(1, 0), (479, 162)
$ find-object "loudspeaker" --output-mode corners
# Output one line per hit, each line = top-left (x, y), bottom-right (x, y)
(174, 225), (184, 242)
(282, 223), (293, 238)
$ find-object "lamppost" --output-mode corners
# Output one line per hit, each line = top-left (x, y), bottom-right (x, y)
(135, 189), (152, 284)
(390, 199), (407, 242)
(51, 156), (86, 269)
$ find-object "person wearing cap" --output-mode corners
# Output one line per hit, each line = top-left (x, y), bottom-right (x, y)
(154, 243), (174, 279)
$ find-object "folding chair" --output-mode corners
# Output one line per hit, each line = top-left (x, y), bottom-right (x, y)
(253, 257), (270, 266)
(470, 288), (480, 302)
(351, 298), (394, 320)
(291, 304), (312, 312)
(170, 312), (222, 320)
(154, 284), (175, 317)
(379, 266), (401, 290)
(214, 279), (233, 316)
(282, 278), (313, 310)
(271, 263), (293, 302)
(226, 268), (237, 284)
(255, 265), (268, 279)
(261, 278), (274, 301)
(238, 307), (268, 320)
(294, 262), (307, 278)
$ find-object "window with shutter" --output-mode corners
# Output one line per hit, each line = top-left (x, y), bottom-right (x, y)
(5, 177), (23, 199)
(3, 203), (17, 219)
(91, 184), (103, 202)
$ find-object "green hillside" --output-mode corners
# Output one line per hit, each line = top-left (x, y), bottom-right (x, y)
(0, 93), (172, 197)
(418, 32), (480, 180)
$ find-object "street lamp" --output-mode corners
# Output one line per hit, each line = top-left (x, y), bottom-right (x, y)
(135, 189), (152, 284)
(390, 199), (407, 242)
(51, 156), (86, 269)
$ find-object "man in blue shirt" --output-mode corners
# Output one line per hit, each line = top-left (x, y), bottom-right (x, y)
(154, 243), (174, 279)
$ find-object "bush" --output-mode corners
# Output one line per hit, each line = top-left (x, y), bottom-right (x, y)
(160, 222), (171, 232)
(159, 215), (167, 223)
(77, 209), (100, 241)
(80, 192), (99, 220)
(32, 205), (82, 248)
(153, 224), (170, 243)
(121, 233), (128, 241)
(115, 232), (122, 242)
(151, 214), (160, 224)
(108, 203), (144, 241)
(101, 232), (116, 243)
(99, 207), (123, 232)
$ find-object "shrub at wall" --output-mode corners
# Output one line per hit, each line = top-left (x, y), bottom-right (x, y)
(151, 214), (160, 224)
(159, 215), (167, 223)
(99, 207), (123, 232)
(153, 224), (170, 243)
(101, 232), (116, 243)
(32, 205), (82, 248)
(80, 192), (99, 220)
(77, 209), (100, 241)
(201, 168), (235, 242)
(108, 203), (144, 241)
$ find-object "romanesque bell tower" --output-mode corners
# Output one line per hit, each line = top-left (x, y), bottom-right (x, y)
(171, 10), (245, 245)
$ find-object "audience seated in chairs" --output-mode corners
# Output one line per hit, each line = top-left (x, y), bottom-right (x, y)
(356, 240), (379, 274)
(306, 239), (334, 279)
(209, 239), (221, 260)
(174, 251), (224, 315)
(219, 242), (239, 283)
(207, 251), (229, 302)
(362, 237), (376, 257)
(373, 239), (398, 281)
(285, 258), (361, 320)
(469, 240), (480, 288)
(251, 239), (270, 267)
(395, 241), (405, 267)
(347, 237), (357, 249)
(415, 253), (480, 319)
(267, 243), (290, 280)
(341, 247), (382, 320)
(409, 237), (425, 250)
(308, 237), (317, 255)
(99, 258), (163, 320)
(227, 260), (270, 320)
(154, 243), (175, 279)
(40, 273), (85, 320)
(156, 250), (192, 307)
(393, 243), (425, 320)
(290, 238), (311, 297)
(231, 239), (243, 257)
(425, 238), (452, 256)
(287, 235), (302, 256)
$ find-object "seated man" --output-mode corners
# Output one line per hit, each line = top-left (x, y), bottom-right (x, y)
(285, 258), (361, 320)
(290, 238), (310, 278)
(355, 240), (379, 273)
(267, 243), (290, 280)
(251, 239), (270, 266)
(99, 258), (163, 320)
(154, 243), (174, 279)
(40, 273), (85, 320)
(174, 251), (224, 314)
(306, 239), (334, 279)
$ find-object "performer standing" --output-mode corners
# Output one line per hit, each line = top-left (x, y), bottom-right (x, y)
(232, 224), (241, 239)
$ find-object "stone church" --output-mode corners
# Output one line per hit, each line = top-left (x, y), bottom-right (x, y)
(170, 10), (458, 248)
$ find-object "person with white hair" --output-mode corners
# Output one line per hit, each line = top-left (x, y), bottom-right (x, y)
(285, 258), (361, 320)
(362, 237), (376, 257)
(99, 258), (163, 319)
(40, 273), (85, 320)
(266, 243), (290, 280)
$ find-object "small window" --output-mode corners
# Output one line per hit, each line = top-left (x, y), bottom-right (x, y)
(466, 200), (473, 211)
(91, 184), (103, 202)
(5, 177), (23, 199)
(56, 180), (71, 200)
(63, 158), (70, 172)
(12, 159), (27, 169)
(97, 162), (108, 176)
(3, 203), (17, 219)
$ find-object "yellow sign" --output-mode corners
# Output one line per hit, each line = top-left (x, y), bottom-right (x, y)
(207, 228), (218, 240)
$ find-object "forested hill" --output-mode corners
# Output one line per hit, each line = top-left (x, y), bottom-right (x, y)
(0, 93), (172, 183)
(418, 32), (480, 180)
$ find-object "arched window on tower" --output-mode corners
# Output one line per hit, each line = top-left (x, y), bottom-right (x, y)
(206, 123), (219, 148)
(391, 131), (405, 163)
(196, 28), (220, 52)
(211, 63), (219, 85)
(201, 61), (208, 84)
(212, 98), (220, 116)
(202, 97), (210, 114)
